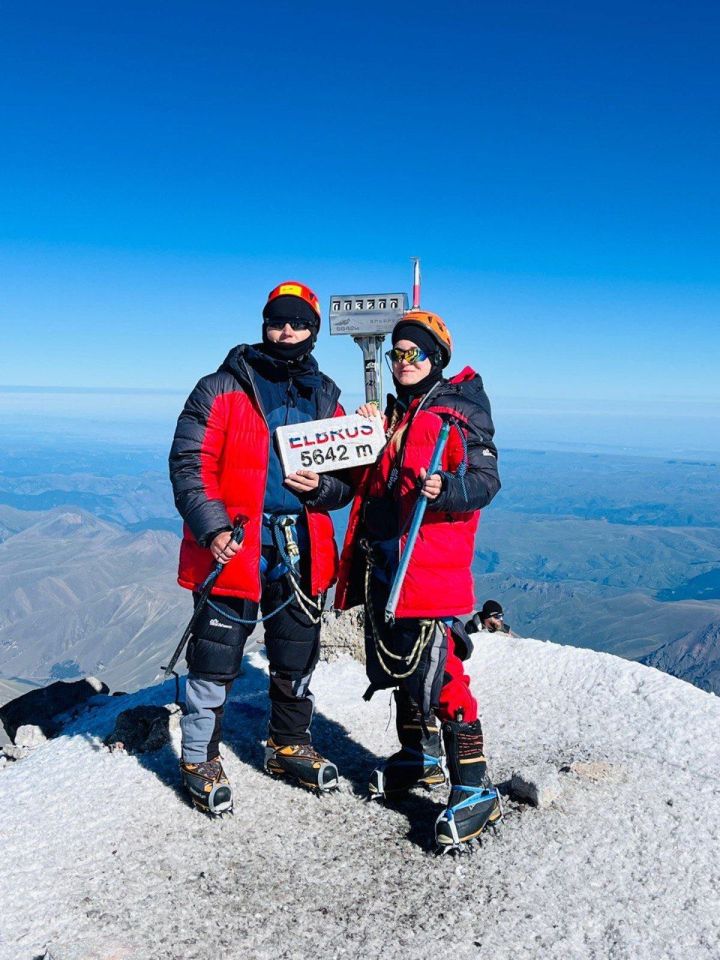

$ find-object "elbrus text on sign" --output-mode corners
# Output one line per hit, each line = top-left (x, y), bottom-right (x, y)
(275, 414), (385, 476)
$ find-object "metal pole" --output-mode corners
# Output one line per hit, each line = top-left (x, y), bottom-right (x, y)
(354, 334), (385, 404)
(411, 257), (421, 309)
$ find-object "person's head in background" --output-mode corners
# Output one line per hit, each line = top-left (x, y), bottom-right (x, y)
(480, 600), (505, 633)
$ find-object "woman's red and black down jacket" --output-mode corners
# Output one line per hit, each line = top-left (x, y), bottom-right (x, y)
(169, 344), (350, 600)
(335, 367), (501, 619)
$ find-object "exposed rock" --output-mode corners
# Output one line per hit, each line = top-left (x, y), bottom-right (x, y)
(0, 676), (109, 742)
(14, 724), (48, 749)
(565, 760), (625, 783)
(510, 764), (562, 807)
(320, 607), (365, 664)
(104, 703), (181, 754)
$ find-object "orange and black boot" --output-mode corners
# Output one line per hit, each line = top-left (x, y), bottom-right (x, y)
(435, 718), (502, 850)
(264, 739), (339, 792)
(180, 756), (233, 815)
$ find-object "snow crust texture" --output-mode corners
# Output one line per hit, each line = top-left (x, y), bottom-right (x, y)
(2, 636), (719, 960)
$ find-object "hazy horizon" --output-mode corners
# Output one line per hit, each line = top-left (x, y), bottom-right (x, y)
(2, 385), (718, 461)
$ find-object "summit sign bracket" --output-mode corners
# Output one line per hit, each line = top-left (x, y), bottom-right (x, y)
(328, 292), (409, 404)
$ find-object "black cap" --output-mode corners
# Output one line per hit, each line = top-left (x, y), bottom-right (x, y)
(480, 600), (503, 622)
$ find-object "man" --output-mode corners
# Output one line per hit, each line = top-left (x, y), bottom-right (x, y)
(466, 600), (517, 637)
(169, 281), (351, 814)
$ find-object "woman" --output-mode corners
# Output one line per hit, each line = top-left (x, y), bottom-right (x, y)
(335, 308), (502, 849)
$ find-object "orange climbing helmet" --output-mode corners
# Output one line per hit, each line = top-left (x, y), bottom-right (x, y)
(263, 280), (321, 326)
(393, 308), (453, 368)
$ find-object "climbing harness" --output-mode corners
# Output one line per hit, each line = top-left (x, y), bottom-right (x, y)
(362, 539), (439, 680)
(270, 515), (325, 625)
(204, 514), (324, 628)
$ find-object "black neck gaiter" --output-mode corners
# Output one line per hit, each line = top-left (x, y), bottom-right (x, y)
(247, 343), (321, 392)
(260, 332), (316, 363)
(393, 366), (445, 407)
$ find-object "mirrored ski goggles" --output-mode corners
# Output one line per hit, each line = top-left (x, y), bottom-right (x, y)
(385, 346), (430, 365)
(265, 318), (313, 331)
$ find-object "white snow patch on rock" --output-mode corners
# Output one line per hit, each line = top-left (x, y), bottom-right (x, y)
(14, 724), (48, 749)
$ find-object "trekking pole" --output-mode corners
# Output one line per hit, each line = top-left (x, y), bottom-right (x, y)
(162, 518), (246, 680)
(385, 421), (451, 622)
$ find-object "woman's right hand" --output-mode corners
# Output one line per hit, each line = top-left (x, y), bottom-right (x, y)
(356, 402), (381, 419)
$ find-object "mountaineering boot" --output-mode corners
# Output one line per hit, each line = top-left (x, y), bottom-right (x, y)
(180, 756), (233, 815)
(435, 718), (502, 850)
(264, 739), (339, 792)
(368, 689), (447, 799)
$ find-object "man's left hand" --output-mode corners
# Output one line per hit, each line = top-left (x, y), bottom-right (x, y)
(285, 469), (321, 494)
(419, 467), (442, 500)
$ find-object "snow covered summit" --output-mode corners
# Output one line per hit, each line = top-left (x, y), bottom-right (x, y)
(2, 635), (719, 960)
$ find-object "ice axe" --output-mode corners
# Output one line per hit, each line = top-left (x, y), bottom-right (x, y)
(162, 518), (246, 680)
(385, 421), (451, 622)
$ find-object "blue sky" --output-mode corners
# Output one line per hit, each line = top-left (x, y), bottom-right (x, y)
(1, 1), (719, 413)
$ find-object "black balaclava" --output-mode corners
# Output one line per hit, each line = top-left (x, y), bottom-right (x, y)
(261, 294), (320, 362)
(391, 321), (445, 404)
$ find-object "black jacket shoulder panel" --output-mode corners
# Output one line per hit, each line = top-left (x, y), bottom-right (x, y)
(423, 371), (501, 513)
(430, 374), (494, 430)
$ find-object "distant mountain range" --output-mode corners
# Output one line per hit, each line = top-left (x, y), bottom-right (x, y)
(1, 442), (719, 699)
(0, 507), (189, 693)
(473, 510), (720, 662)
(641, 621), (720, 695)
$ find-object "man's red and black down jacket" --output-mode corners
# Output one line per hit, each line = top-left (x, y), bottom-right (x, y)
(169, 344), (351, 600)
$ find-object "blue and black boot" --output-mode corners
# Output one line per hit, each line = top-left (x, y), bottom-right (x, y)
(435, 718), (502, 850)
(369, 690), (447, 799)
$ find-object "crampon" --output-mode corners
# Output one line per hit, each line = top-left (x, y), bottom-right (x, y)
(369, 747), (447, 799)
(435, 783), (503, 852)
(180, 757), (233, 816)
(264, 739), (339, 793)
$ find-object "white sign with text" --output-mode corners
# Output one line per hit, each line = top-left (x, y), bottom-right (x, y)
(275, 413), (385, 476)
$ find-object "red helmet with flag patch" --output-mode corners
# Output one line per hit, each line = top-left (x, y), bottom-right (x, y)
(263, 281), (321, 328)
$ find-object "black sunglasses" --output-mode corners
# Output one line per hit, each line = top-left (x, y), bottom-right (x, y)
(265, 318), (312, 331)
